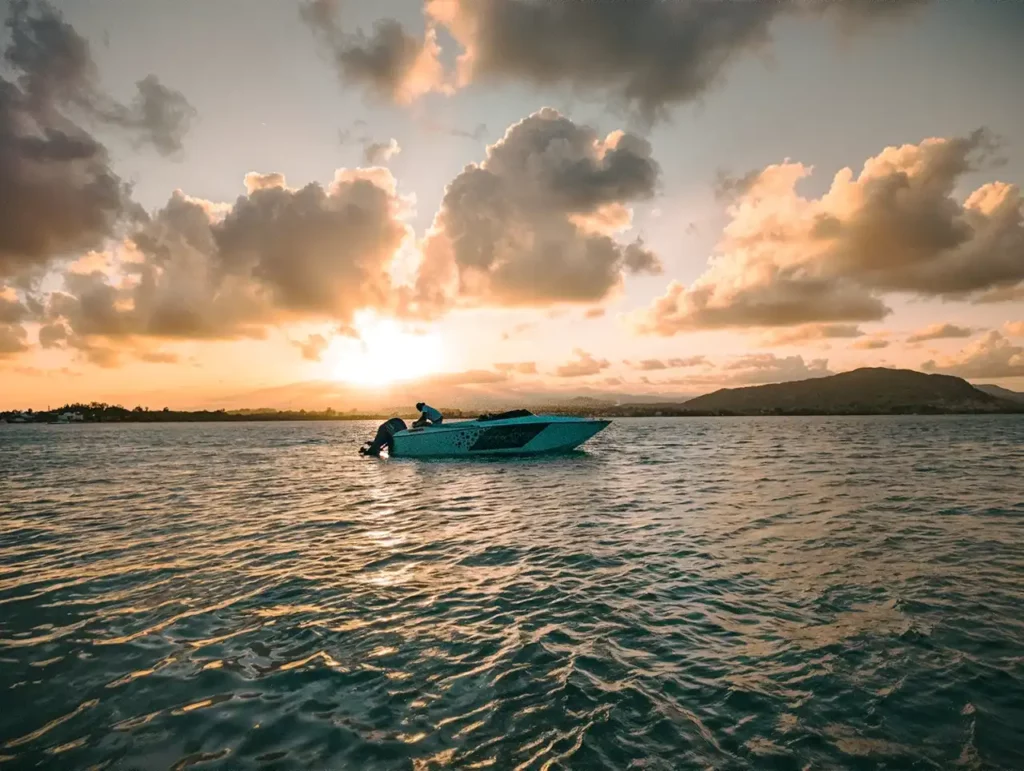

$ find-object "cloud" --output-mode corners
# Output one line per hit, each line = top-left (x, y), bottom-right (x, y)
(421, 0), (919, 123)
(5, 365), (79, 377)
(362, 137), (401, 165)
(631, 356), (706, 371)
(922, 331), (1024, 378)
(635, 130), (1023, 335)
(0, 291), (29, 324)
(38, 321), (68, 348)
(500, 321), (535, 341)
(906, 322), (974, 343)
(136, 350), (178, 364)
(0, 323), (28, 356)
(635, 279), (887, 335)
(98, 74), (196, 156)
(301, 0), (447, 103)
(555, 348), (610, 377)
(338, 118), (369, 146)
(851, 337), (890, 350)
(719, 353), (832, 385)
(494, 361), (536, 374)
(44, 168), (413, 357)
(583, 307), (605, 319)
(295, 333), (329, 362)
(0, 0), (194, 282)
(713, 168), (761, 203)
(977, 285), (1024, 304)
(244, 172), (287, 194)
(1005, 321), (1024, 337)
(414, 108), (661, 316)
(420, 368), (508, 387)
(421, 117), (488, 141)
(762, 323), (864, 345)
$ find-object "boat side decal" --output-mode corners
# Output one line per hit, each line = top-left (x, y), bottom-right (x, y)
(469, 423), (549, 451)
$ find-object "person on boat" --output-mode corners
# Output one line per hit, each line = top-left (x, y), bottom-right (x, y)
(413, 402), (443, 427)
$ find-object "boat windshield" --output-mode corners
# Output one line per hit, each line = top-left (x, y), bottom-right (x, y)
(475, 409), (535, 422)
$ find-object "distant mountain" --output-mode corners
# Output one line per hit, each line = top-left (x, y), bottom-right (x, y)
(681, 367), (1022, 415)
(202, 377), (699, 413)
(975, 384), (1024, 403)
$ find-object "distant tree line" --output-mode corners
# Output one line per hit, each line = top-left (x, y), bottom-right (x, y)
(3, 400), (1020, 424)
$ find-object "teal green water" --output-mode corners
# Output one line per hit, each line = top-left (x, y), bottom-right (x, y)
(1, 417), (1022, 770)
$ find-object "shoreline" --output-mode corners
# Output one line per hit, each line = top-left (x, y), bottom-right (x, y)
(4, 409), (1023, 425)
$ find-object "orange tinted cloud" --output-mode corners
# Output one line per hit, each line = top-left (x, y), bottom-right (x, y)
(42, 167), (413, 365)
(635, 131), (1023, 335)
(923, 331), (1024, 378)
(555, 349), (610, 378)
(906, 323), (974, 343)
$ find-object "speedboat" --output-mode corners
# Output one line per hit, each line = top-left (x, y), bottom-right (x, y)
(359, 410), (610, 458)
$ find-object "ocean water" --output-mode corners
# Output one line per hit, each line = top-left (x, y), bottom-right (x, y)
(1, 416), (1023, 770)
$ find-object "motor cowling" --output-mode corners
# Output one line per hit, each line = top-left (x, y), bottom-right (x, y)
(359, 417), (407, 456)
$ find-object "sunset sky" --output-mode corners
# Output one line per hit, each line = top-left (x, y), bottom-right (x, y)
(2, 0), (1023, 410)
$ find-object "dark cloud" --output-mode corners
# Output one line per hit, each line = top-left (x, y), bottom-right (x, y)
(906, 323), (974, 343)
(295, 333), (329, 362)
(415, 108), (661, 315)
(0, 75), (130, 280)
(0, 0), (194, 281)
(555, 348), (609, 378)
(494, 361), (536, 375)
(103, 75), (195, 156)
(45, 168), (412, 355)
(431, 0), (776, 123)
(421, 0), (923, 122)
(636, 131), (1021, 335)
(5, 1), (193, 153)
(37, 320), (67, 348)
(306, 1), (922, 120)
(922, 331), (1024, 379)
(301, 0), (445, 103)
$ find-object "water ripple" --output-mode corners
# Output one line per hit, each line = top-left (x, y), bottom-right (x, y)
(1, 416), (1023, 769)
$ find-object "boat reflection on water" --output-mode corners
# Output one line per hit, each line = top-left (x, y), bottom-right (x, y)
(359, 410), (610, 459)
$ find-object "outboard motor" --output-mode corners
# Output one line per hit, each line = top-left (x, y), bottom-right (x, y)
(359, 417), (407, 456)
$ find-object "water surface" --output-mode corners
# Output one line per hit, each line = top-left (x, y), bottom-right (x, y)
(2, 417), (1023, 769)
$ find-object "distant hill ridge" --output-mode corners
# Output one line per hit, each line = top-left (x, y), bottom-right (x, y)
(975, 384), (1024, 403)
(681, 367), (1020, 415)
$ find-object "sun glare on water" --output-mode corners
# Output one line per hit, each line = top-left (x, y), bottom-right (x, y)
(328, 316), (444, 386)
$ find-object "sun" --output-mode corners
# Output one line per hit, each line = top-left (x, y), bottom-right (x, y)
(326, 315), (445, 386)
